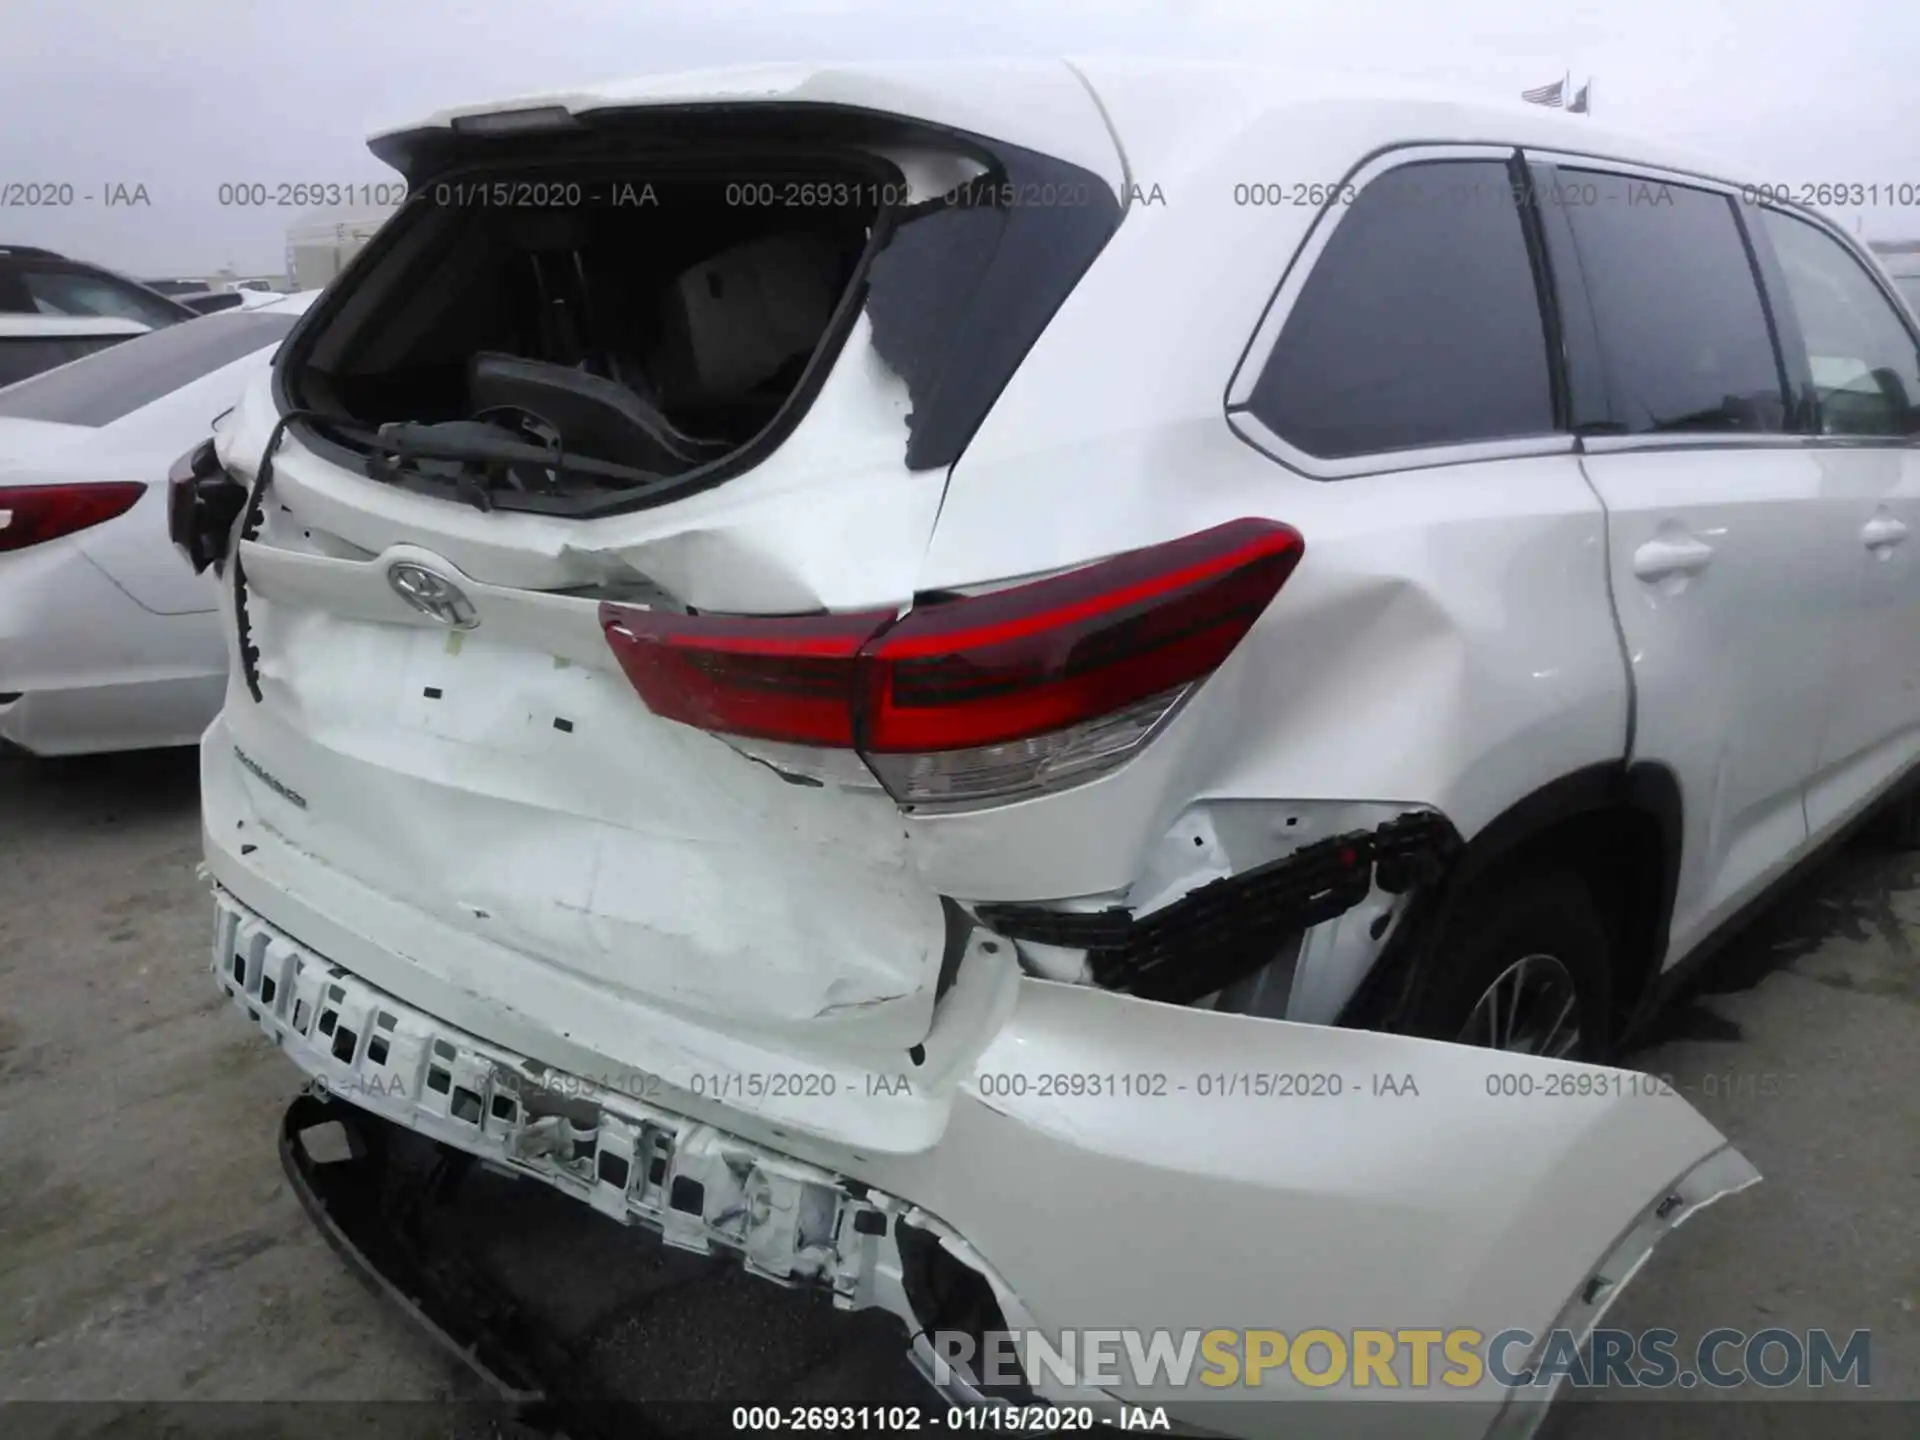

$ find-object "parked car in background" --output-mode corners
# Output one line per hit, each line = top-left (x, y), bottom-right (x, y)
(0, 313), (151, 386)
(175, 289), (248, 314)
(189, 61), (1920, 1434)
(0, 291), (315, 755)
(0, 244), (228, 324)
(145, 276), (284, 298)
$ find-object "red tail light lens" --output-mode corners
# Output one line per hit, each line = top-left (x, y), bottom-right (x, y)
(0, 482), (147, 553)
(600, 607), (896, 747)
(599, 519), (1304, 805)
(860, 520), (1304, 753)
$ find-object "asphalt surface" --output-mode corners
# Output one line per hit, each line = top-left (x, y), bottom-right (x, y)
(1, 743), (1915, 1437)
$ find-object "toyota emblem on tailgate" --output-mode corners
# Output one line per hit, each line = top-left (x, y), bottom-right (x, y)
(387, 562), (479, 629)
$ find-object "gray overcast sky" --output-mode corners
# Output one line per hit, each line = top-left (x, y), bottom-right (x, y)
(0, 0), (1913, 276)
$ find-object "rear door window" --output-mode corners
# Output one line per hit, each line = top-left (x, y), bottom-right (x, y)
(0, 337), (82, 385)
(1242, 158), (1557, 460)
(20, 267), (189, 331)
(1555, 170), (1787, 434)
(0, 270), (35, 313)
(1758, 210), (1920, 438)
(0, 311), (296, 426)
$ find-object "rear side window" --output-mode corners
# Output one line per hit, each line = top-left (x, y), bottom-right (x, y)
(1557, 171), (1786, 434)
(0, 310), (295, 426)
(1244, 158), (1556, 460)
(0, 270), (34, 313)
(0, 337), (84, 385)
(1758, 211), (1920, 438)
(20, 267), (189, 331)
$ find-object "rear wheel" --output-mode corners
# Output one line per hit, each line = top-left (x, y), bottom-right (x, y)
(1868, 789), (1920, 850)
(1402, 869), (1613, 1061)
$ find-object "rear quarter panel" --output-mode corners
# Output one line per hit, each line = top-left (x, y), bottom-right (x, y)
(911, 85), (1628, 901)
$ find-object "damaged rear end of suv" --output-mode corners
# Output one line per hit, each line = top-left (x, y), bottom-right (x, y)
(187, 61), (1758, 1439)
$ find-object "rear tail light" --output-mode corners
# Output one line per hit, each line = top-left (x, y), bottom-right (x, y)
(600, 519), (1304, 806)
(0, 482), (146, 553)
(597, 607), (895, 748)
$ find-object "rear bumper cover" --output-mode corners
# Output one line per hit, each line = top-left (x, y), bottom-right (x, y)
(208, 869), (1758, 1439)
(224, 888), (1040, 1416)
(221, 890), (909, 1294)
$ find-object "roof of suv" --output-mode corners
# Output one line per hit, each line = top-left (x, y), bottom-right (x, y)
(366, 58), (1752, 200)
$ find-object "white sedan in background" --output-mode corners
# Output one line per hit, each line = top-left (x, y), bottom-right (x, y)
(0, 291), (315, 755)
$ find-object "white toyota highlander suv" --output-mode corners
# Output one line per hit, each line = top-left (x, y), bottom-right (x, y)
(175, 58), (1920, 1435)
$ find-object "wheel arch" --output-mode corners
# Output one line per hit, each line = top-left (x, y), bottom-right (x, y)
(1341, 760), (1683, 1048)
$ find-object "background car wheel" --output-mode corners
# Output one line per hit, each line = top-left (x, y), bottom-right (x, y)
(1402, 869), (1614, 1061)
(1868, 789), (1920, 850)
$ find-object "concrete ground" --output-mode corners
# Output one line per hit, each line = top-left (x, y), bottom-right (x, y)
(1, 744), (1914, 1435)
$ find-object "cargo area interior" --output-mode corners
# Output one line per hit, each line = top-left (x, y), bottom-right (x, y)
(286, 161), (885, 496)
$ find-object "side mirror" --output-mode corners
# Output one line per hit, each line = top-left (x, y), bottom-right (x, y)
(183, 291), (245, 315)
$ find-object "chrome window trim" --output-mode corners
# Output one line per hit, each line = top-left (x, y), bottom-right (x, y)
(1578, 434), (1915, 456)
(1227, 409), (1574, 479)
(1577, 433), (1811, 454)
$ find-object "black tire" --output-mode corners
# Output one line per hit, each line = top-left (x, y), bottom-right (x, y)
(1400, 868), (1614, 1061)
(1868, 790), (1920, 850)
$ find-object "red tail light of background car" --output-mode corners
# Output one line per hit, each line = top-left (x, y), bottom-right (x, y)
(0, 483), (146, 553)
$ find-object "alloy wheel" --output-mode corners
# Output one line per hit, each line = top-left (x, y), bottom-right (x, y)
(1457, 952), (1584, 1057)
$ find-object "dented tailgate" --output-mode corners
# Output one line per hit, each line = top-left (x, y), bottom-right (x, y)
(198, 60), (1133, 1130)
(212, 531), (952, 1052)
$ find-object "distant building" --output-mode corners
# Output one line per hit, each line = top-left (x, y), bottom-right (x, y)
(209, 268), (288, 294)
(286, 208), (397, 292)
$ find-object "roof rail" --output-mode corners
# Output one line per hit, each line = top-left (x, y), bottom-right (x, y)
(0, 244), (65, 259)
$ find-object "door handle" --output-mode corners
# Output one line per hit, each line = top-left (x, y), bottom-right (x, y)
(1632, 535), (1715, 581)
(1862, 515), (1909, 551)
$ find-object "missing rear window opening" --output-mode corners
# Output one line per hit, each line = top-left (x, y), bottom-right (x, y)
(283, 158), (882, 513)
(275, 109), (1121, 517)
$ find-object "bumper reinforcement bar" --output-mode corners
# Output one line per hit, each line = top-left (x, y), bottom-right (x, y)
(972, 809), (1461, 1004)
